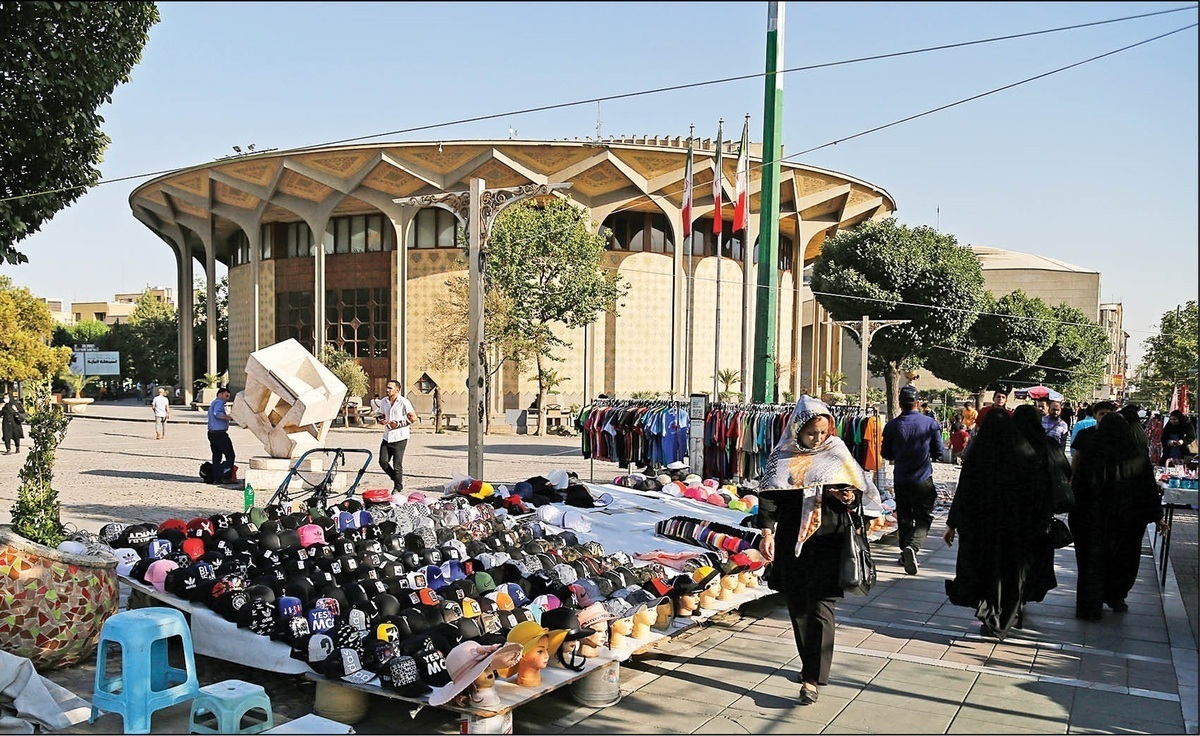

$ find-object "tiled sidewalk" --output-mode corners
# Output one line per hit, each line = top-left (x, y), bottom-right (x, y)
(501, 518), (1195, 735)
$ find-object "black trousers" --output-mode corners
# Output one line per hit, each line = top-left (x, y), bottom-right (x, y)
(786, 595), (837, 686)
(207, 430), (235, 480)
(379, 438), (408, 492)
(893, 477), (937, 552)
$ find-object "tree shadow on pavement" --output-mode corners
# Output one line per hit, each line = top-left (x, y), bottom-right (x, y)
(81, 468), (199, 483)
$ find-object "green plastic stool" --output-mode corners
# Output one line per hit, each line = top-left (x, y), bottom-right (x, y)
(188, 680), (274, 735)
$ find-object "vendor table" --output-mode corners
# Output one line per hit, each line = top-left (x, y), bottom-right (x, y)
(116, 481), (775, 732)
(1155, 479), (1198, 585)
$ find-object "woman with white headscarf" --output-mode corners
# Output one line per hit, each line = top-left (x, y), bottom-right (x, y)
(756, 395), (883, 706)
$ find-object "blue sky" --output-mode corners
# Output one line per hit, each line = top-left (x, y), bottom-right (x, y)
(3, 1), (1196, 369)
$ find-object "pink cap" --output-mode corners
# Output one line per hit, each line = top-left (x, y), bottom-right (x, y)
(146, 559), (179, 593)
(706, 492), (728, 506)
(298, 524), (326, 548)
(701, 478), (720, 490)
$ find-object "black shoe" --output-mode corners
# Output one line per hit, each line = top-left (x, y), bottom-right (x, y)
(799, 685), (819, 705)
(1107, 600), (1129, 613)
(901, 547), (919, 575)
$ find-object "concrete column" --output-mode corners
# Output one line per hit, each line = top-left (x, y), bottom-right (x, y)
(203, 231), (218, 378)
(175, 241), (195, 404)
(311, 217), (330, 358)
(247, 224), (262, 351)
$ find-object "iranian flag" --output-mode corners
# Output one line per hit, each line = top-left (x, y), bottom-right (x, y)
(682, 135), (694, 239)
(712, 121), (724, 235)
(734, 117), (750, 232)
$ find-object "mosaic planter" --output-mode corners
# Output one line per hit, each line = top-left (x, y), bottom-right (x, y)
(0, 525), (118, 670)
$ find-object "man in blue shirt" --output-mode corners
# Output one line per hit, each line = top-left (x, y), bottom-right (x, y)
(881, 384), (945, 575)
(206, 387), (236, 484)
(1040, 399), (1069, 449)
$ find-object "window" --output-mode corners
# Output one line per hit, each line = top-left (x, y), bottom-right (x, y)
(275, 291), (314, 351)
(260, 224), (272, 260)
(603, 212), (674, 253)
(286, 223), (313, 258)
(410, 208), (463, 249)
(324, 287), (390, 359)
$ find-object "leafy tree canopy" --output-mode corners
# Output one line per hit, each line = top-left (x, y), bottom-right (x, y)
(810, 218), (984, 415)
(1133, 301), (1197, 409)
(487, 198), (627, 433)
(112, 289), (178, 383)
(925, 290), (1057, 399)
(1011, 302), (1107, 401)
(1, 1), (160, 265)
(0, 276), (71, 383)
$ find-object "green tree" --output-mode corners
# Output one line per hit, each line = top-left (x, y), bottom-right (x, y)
(319, 345), (371, 424)
(64, 319), (110, 346)
(0, 276), (71, 385)
(427, 273), (537, 433)
(1133, 301), (1196, 409)
(1012, 303), (1107, 401)
(810, 218), (985, 417)
(1, 2), (159, 265)
(10, 380), (71, 546)
(193, 276), (229, 378)
(122, 288), (178, 383)
(925, 290), (1057, 403)
(717, 368), (743, 402)
(486, 198), (627, 435)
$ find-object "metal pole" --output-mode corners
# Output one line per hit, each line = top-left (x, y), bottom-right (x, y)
(860, 315), (870, 415)
(714, 228), (722, 401)
(752, 0), (784, 403)
(468, 178), (486, 479)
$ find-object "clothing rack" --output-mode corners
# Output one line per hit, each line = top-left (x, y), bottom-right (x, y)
(578, 398), (690, 481)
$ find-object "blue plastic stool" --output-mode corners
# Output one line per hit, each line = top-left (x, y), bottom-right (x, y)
(89, 607), (200, 734)
(188, 679), (274, 734)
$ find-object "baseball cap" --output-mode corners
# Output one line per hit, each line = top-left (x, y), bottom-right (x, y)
(323, 647), (380, 686)
(386, 655), (432, 697)
(899, 384), (920, 402)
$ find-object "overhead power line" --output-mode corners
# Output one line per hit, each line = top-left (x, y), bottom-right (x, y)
(0, 6), (1194, 206)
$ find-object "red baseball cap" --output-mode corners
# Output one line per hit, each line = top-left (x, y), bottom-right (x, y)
(181, 537), (206, 562)
(159, 518), (187, 535)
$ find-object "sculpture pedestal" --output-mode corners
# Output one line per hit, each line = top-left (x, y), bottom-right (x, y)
(245, 456), (348, 501)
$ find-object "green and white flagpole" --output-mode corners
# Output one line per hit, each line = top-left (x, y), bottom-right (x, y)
(752, 1), (784, 403)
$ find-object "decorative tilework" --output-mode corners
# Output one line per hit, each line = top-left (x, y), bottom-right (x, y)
(0, 527), (118, 670)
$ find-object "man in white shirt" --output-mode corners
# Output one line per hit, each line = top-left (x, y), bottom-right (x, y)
(376, 379), (418, 493)
(151, 387), (171, 439)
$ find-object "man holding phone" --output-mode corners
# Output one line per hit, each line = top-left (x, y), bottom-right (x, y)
(377, 379), (419, 494)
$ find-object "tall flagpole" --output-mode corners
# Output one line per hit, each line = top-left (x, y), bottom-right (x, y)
(752, 1), (784, 403)
(683, 124), (696, 399)
(712, 120), (724, 401)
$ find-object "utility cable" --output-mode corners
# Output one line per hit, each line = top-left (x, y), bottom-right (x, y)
(0, 5), (1193, 205)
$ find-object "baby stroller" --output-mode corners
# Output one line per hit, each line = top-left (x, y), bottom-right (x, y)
(268, 447), (374, 513)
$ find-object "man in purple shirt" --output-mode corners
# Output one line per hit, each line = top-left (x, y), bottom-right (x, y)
(1040, 399), (1069, 449)
(881, 384), (946, 575)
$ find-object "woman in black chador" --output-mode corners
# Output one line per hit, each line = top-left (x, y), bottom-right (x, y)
(1070, 412), (1166, 619)
(1, 396), (25, 454)
(943, 408), (1051, 639)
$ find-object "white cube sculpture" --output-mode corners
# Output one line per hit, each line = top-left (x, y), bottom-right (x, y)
(233, 339), (348, 459)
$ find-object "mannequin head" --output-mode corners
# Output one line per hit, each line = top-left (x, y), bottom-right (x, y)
(632, 606), (657, 638)
(719, 571), (740, 598)
(515, 634), (550, 687)
(674, 591), (698, 617)
(609, 615), (634, 647)
(739, 570), (759, 588)
(578, 620), (608, 657)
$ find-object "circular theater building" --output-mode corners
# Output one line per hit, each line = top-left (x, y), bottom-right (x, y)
(129, 136), (895, 421)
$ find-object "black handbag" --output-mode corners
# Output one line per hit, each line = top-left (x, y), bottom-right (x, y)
(1046, 517), (1073, 549)
(840, 502), (876, 596)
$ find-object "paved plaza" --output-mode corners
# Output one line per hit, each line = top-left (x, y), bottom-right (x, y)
(2, 400), (1195, 734)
